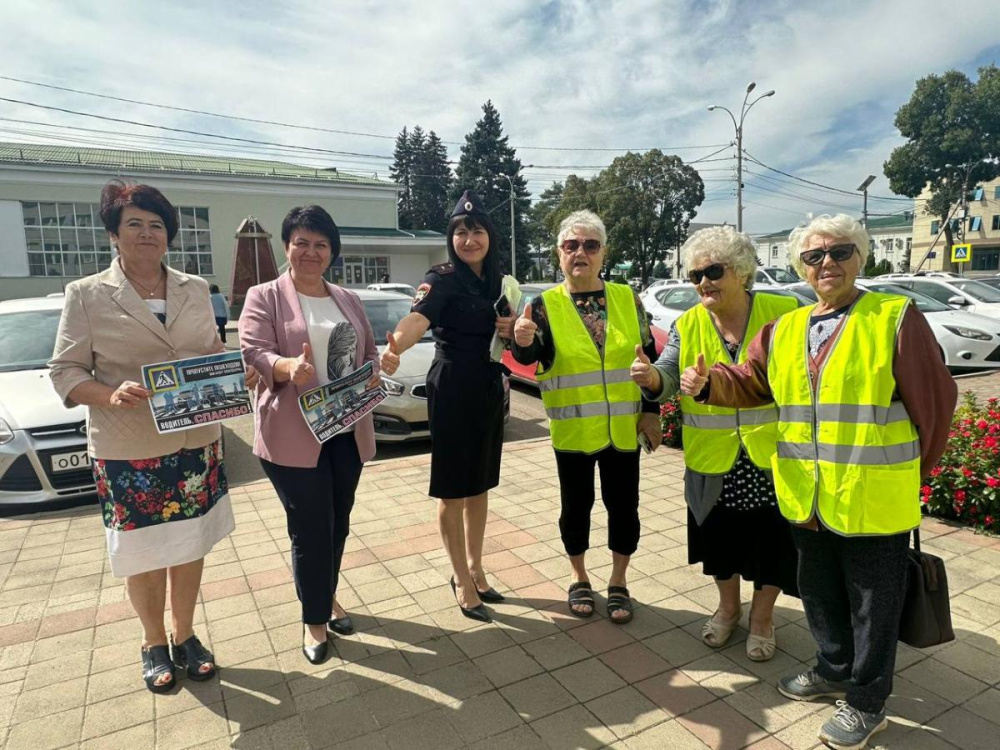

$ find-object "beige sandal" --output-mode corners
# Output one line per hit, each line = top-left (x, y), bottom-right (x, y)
(746, 627), (776, 661)
(701, 608), (741, 648)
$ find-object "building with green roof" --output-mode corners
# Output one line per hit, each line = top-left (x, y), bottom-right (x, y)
(0, 142), (446, 301)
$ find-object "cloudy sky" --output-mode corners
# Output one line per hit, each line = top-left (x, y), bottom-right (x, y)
(0, 0), (996, 234)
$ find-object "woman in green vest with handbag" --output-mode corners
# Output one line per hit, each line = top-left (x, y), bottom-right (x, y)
(512, 210), (662, 624)
(680, 214), (956, 750)
(630, 226), (800, 663)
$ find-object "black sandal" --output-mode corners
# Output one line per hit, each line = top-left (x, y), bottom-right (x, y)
(568, 581), (595, 618)
(171, 634), (217, 681)
(607, 586), (634, 625)
(141, 644), (176, 693)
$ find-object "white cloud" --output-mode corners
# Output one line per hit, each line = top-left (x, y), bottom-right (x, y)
(0, 0), (995, 233)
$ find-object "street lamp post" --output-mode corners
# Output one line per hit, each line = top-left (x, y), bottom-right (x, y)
(857, 175), (876, 228)
(499, 169), (532, 279)
(708, 82), (775, 232)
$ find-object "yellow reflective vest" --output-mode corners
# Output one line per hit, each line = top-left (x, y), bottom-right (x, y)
(677, 292), (798, 473)
(767, 291), (921, 536)
(537, 282), (642, 453)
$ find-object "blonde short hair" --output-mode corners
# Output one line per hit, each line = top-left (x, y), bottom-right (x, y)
(680, 226), (758, 290)
(788, 214), (870, 276)
(556, 210), (607, 247)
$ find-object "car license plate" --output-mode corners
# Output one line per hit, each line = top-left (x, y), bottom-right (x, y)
(50, 450), (90, 473)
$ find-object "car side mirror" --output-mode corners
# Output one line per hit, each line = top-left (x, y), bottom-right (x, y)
(947, 295), (968, 306)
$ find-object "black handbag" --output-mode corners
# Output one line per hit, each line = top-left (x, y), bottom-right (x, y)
(898, 529), (955, 648)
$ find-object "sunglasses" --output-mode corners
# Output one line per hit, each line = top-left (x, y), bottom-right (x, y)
(800, 243), (856, 266)
(688, 263), (726, 285)
(560, 239), (602, 254)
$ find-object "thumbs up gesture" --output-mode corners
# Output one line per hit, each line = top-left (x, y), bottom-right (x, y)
(380, 331), (401, 376)
(513, 302), (539, 347)
(288, 343), (315, 386)
(680, 353), (710, 396)
(630, 344), (660, 391)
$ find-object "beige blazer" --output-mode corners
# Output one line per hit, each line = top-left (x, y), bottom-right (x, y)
(49, 259), (223, 460)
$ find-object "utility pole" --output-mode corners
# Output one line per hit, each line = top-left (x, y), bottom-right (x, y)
(857, 175), (875, 228)
(499, 167), (532, 280)
(708, 82), (775, 232)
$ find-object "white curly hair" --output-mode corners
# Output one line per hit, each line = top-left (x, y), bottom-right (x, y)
(681, 226), (758, 290)
(788, 214), (870, 277)
(556, 210), (607, 247)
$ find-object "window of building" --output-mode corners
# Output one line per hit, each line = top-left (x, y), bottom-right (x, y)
(21, 201), (212, 278)
(995, 186), (1000, 200)
(950, 218), (961, 233)
(992, 215), (1000, 231)
(930, 221), (939, 235)
(972, 251), (1000, 272)
(771, 245), (778, 257)
(970, 216), (982, 232)
(973, 186), (984, 201)
(326, 255), (390, 286)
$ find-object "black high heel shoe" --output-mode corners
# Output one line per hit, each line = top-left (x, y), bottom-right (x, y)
(450, 577), (491, 623)
(328, 615), (354, 636)
(302, 625), (329, 665)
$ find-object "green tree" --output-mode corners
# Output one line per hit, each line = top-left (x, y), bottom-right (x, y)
(592, 150), (705, 283)
(652, 260), (668, 278)
(884, 65), (1000, 271)
(872, 259), (893, 276)
(411, 130), (453, 232)
(453, 101), (531, 278)
(390, 127), (416, 228)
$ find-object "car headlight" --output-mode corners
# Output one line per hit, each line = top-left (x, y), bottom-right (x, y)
(382, 378), (405, 396)
(943, 325), (993, 341)
(0, 418), (14, 445)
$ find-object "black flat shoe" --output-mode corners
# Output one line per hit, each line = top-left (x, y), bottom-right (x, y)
(302, 626), (329, 665)
(451, 577), (492, 623)
(141, 644), (176, 693)
(328, 616), (355, 636)
(170, 634), (217, 681)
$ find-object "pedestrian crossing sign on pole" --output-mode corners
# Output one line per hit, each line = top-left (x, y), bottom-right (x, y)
(951, 243), (972, 263)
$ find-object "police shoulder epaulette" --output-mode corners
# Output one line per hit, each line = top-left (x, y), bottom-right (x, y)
(431, 262), (455, 274)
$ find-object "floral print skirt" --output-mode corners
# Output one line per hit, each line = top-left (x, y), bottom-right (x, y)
(93, 440), (235, 577)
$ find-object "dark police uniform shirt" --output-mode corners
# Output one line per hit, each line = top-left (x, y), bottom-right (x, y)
(411, 262), (499, 361)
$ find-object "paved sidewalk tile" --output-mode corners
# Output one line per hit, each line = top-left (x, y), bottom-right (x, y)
(0, 432), (997, 748)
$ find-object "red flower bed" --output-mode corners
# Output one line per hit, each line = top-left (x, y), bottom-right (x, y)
(660, 394), (683, 448)
(922, 392), (1000, 534)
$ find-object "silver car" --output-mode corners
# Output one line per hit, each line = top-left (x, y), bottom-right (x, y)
(357, 290), (509, 441)
(0, 296), (94, 507)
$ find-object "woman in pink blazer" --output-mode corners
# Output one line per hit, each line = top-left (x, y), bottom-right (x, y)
(239, 205), (379, 665)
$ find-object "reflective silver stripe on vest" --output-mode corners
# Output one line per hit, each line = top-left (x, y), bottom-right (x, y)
(545, 401), (641, 421)
(776, 439), (920, 465)
(738, 408), (779, 425)
(779, 401), (910, 425)
(682, 413), (737, 429)
(538, 368), (633, 393)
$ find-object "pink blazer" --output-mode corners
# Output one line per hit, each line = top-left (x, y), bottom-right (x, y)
(239, 272), (378, 467)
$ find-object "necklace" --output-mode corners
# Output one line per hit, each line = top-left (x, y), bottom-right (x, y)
(123, 267), (165, 298)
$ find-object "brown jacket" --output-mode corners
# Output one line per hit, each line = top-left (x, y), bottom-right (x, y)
(49, 259), (223, 460)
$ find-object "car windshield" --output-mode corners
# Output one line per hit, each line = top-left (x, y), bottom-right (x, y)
(767, 268), (799, 283)
(658, 287), (700, 310)
(863, 284), (951, 313)
(362, 298), (430, 341)
(0, 310), (62, 372)
(951, 280), (1000, 303)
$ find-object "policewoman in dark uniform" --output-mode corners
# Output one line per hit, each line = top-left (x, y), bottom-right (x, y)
(380, 190), (513, 622)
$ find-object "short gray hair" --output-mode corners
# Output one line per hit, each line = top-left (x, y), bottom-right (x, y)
(556, 210), (607, 247)
(681, 226), (758, 290)
(788, 214), (870, 276)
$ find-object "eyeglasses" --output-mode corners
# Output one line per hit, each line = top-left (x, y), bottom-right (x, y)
(560, 239), (602, 254)
(688, 263), (726, 285)
(800, 244), (856, 266)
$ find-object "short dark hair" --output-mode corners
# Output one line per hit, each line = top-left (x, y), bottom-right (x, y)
(99, 180), (178, 243)
(281, 205), (341, 262)
(209, 284), (221, 294)
(446, 213), (502, 298)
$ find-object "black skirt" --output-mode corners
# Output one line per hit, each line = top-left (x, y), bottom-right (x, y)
(687, 454), (799, 596)
(426, 357), (504, 499)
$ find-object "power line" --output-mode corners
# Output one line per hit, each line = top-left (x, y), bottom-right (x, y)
(743, 150), (912, 202)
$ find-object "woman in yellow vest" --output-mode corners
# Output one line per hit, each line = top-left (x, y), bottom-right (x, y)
(511, 210), (662, 624)
(630, 227), (800, 662)
(680, 214), (956, 750)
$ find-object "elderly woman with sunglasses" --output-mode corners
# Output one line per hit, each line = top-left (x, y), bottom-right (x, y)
(630, 226), (800, 662)
(512, 210), (661, 624)
(678, 215), (956, 750)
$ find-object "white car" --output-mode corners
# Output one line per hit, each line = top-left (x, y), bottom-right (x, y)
(789, 281), (1000, 371)
(878, 276), (1000, 321)
(0, 296), (93, 507)
(754, 267), (800, 286)
(644, 278), (687, 293)
(639, 284), (702, 330)
(358, 290), (509, 441)
(366, 283), (417, 298)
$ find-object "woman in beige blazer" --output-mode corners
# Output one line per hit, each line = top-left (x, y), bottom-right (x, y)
(49, 181), (252, 694)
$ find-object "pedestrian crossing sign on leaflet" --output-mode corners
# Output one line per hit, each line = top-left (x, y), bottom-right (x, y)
(951, 243), (972, 263)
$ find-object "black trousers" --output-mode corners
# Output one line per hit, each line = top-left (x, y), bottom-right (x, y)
(215, 317), (227, 344)
(260, 433), (363, 625)
(554, 446), (641, 557)
(791, 525), (910, 713)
